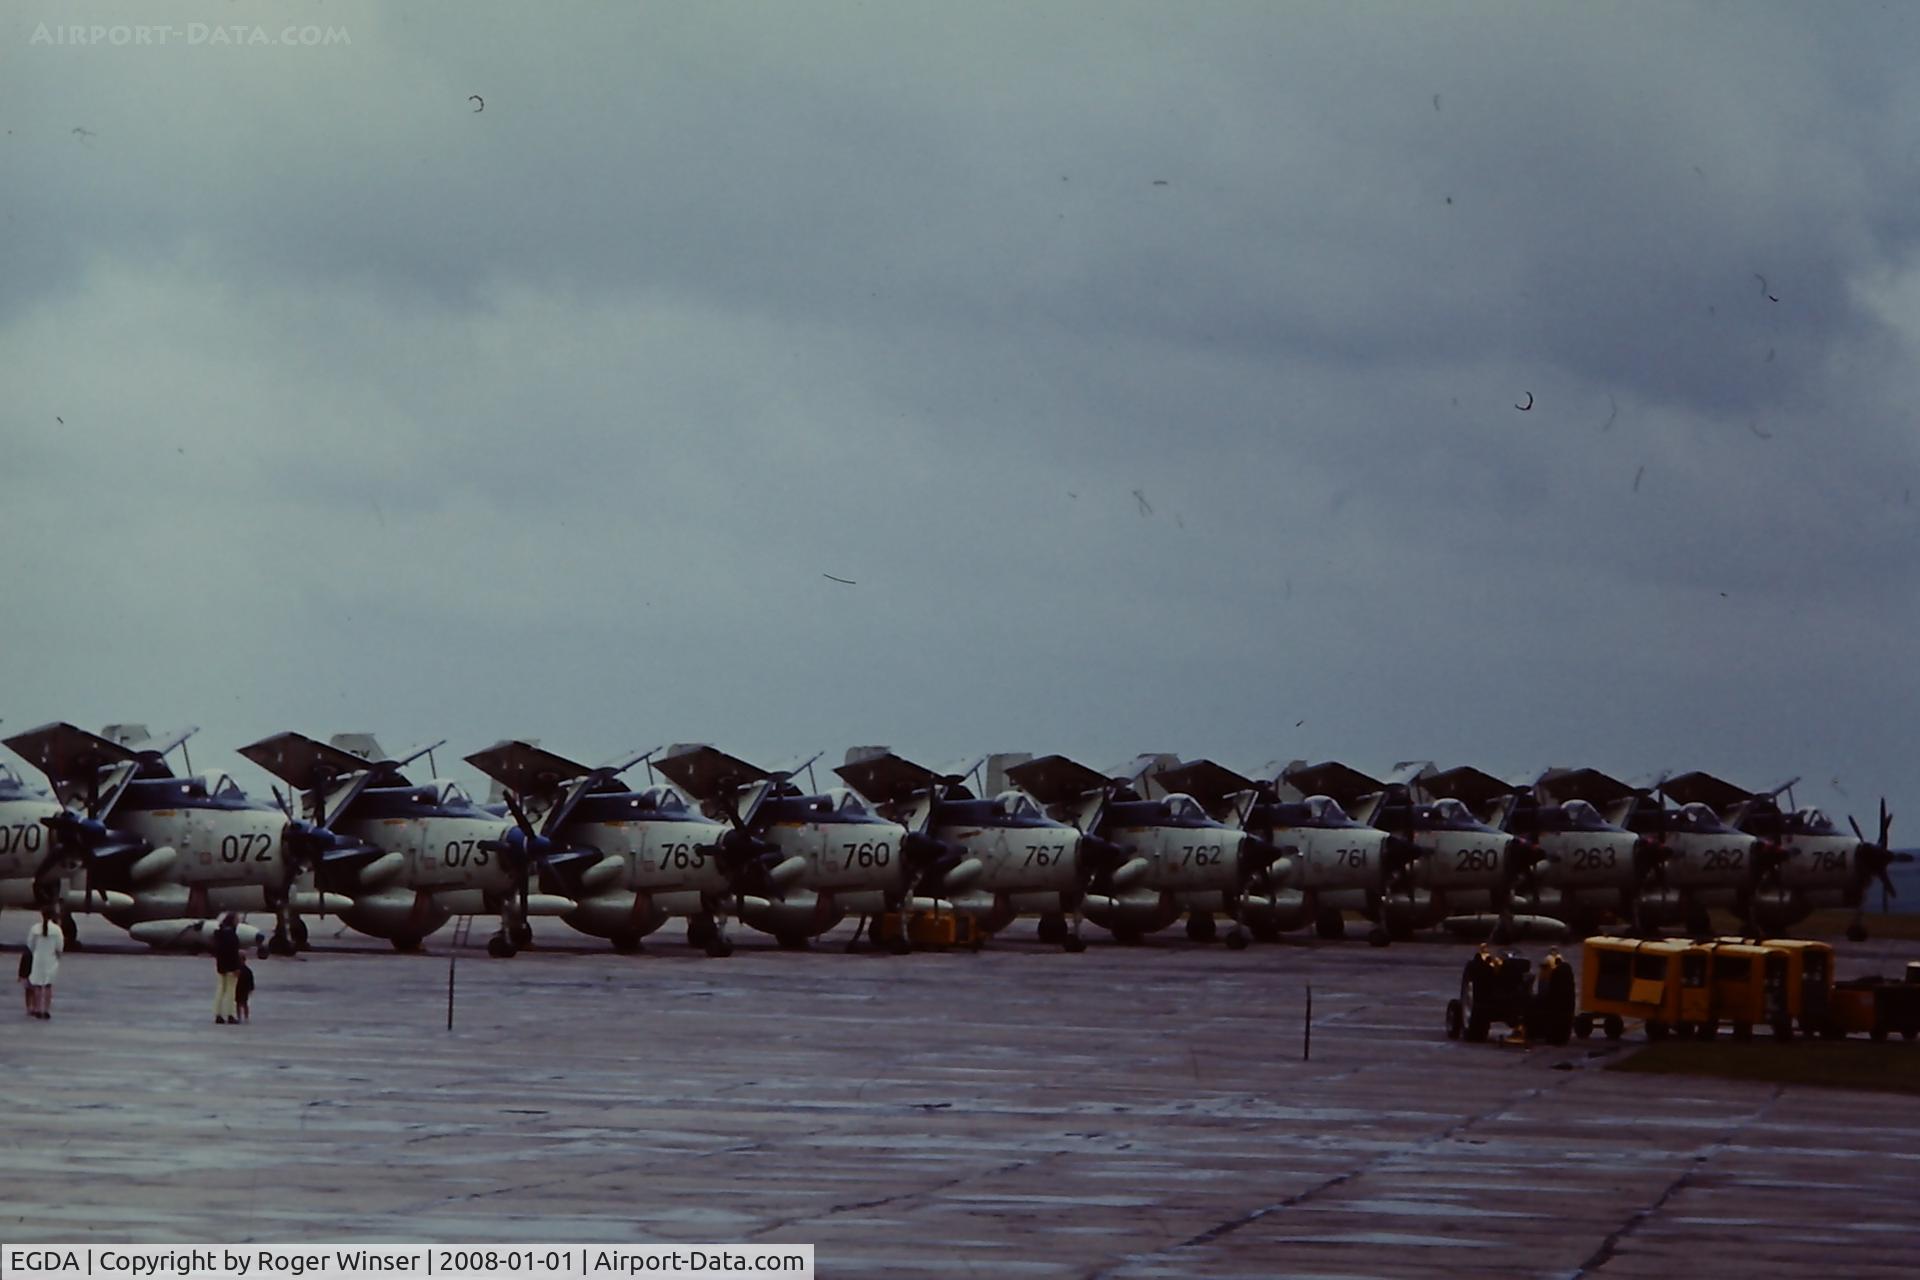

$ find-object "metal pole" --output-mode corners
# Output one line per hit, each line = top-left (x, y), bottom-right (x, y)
(446, 943), (457, 1031)
(1303, 983), (1312, 1061)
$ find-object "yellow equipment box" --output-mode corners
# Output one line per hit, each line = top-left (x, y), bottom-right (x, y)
(872, 911), (982, 949)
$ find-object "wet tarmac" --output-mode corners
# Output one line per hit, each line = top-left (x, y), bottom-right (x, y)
(4, 920), (1918, 1278)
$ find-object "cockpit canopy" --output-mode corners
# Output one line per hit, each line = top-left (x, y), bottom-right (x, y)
(1163, 793), (1209, 822)
(634, 785), (689, 813)
(1675, 802), (1732, 832)
(1559, 799), (1610, 830)
(1303, 795), (1351, 824)
(995, 790), (1045, 820)
(822, 787), (869, 816)
(1791, 806), (1838, 834)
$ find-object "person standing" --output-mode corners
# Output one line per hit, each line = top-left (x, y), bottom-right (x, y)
(212, 913), (243, 1025)
(24, 906), (64, 1020)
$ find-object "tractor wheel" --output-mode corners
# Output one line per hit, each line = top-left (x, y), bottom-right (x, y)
(1446, 999), (1465, 1040)
(1573, 1013), (1594, 1040)
(1314, 908), (1346, 941)
(1603, 1014), (1624, 1041)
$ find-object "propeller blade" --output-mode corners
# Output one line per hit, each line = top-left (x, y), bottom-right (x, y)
(1849, 814), (1866, 842)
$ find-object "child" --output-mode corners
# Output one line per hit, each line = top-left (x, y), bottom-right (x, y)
(234, 959), (255, 1023)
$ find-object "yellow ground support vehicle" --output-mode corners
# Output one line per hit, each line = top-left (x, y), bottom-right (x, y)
(1714, 938), (1834, 1040)
(1831, 974), (1920, 1041)
(1696, 940), (1793, 1041)
(1574, 938), (1713, 1042)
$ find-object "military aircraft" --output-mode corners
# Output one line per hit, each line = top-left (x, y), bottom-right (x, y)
(1535, 766), (1775, 936)
(1656, 771), (1908, 940)
(238, 731), (576, 956)
(1412, 764), (1662, 937)
(2, 722), (286, 952)
(1275, 761), (1549, 942)
(464, 739), (744, 956)
(998, 753), (1283, 948)
(0, 757), (106, 937)
(1150, 758), (1420, 947)
(832, 747), (1118, 952)
(648, 743), (913, 949)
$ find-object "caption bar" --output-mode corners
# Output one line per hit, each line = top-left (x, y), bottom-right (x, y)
(3, 1249), (811, 1280)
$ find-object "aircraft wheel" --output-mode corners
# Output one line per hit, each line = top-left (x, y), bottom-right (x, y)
(1446, 999), (1465, 1040)
(1603, 1014), (1624, 1041)
(1314, 908), (1345, 940)
(775, 932), (811, 951)
(687, 916), (716, 949)
(269, 932), (296, 957)
(704, 936), (733, 959)
(1036, 914), (1068, 945)
(1185, 913), (1217, 943)
(610, 931), (642, 954)
(391, 935), (422, 954)
(887, 934), (912, 956)
(1224, 928), (1249, 951)
(1063, 935), (1087, 954)
(486, 935), (517, 959)
(256, 939), (271, 960)
(1847, 922), (1868, 943)
(60, 916), (80, 947)
(1366, 925), (1391, 948)
(290, 917), (310, 950)
(1733, 1021), (1753, 1041)
(1573, 1013), (1594, 1040)
(511, 922), (534, 948)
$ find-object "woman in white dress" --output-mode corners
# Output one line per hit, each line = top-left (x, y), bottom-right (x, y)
(24, 907), (64, 1019)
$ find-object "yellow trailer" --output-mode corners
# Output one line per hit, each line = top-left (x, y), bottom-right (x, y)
(1575, 937), (1713, 1042)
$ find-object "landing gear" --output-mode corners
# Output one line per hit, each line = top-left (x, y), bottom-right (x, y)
(886, 929), (912, 956)
(1185, 912), (1217, 943)
(704, 934), (734, 958)
(1314, 908), (1345, 941)
(1063, 934), (1087, 953)
(486, 934), (518, 959)
(290, 916), (309, 950)
(268, 930), (297, 957)
(1036, 913), (1069, 946)
(1366, 924), (1391, 948)
(687, 915), (717, 950)
(510, 921), (534, 949)
(1223, 927), (1249, 951)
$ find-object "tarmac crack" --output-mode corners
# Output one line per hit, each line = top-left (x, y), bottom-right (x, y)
(1565, 1084), (1785, 1278)
(1082, 1073), (1581, 1280)
(744, 1157), (1035, 1239)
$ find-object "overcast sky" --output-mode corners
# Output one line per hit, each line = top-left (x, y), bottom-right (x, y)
(3, 2), (1917, 828)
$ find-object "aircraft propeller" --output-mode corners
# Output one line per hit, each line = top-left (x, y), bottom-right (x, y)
(1848, 800), (1907, 904)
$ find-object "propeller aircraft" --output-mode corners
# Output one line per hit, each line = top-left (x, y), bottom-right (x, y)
(648, 743), (912, 949)
(464, 739), (743, 956)
(238, 731), (576, 956)
(1656, 771), (1907, 940)
(2, 722), (286, 952)
(999, 753), (1283, 948)
(832, 747), (1117, 952)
